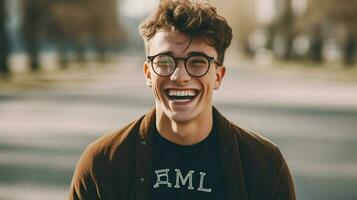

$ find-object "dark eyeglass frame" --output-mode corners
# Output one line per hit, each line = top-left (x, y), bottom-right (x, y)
(147, 53), (222, 78)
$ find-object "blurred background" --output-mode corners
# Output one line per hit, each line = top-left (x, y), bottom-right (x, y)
(0, 0), (357, 199)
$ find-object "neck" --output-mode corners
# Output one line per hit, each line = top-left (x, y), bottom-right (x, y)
(155, 107), (213, 145)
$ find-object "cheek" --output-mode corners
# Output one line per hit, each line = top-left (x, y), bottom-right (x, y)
(201, 73), (216, 90)
(151, 78), (165, 101)
(197, 77), (215, 101)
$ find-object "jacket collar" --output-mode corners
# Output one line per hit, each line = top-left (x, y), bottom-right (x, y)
(138, 106), (239, 149)
(139, 107), (156, 140)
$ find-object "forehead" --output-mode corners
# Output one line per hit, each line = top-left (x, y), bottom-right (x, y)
(148, 31), (217, 58)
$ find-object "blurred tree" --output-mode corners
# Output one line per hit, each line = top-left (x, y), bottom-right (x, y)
(22, 0), (125, 70)
(0, 0), (9, 74)
(344, 33), (355, 66)
(23, 0), (41, 71)
(273, 0), (294, 59)
(45, 0), (125, 66)
(297, 0), (357, 65)
(231, 0), (357, 65)
(211, 0), (257, 53)
(309, 25), (323, 62)
(328, 1), (357, 66)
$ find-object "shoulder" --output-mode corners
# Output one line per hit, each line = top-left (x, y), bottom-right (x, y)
(229, 121), (285, 168)
(69, 116), (146, 199)
(228, 122), (295, 194)
(80, 117), (143, 165)
(222, 119), (286, 172)
(214, 109), (295, 198)
(229, 122), (293, 184)
(73, 115), (145, 179)
(233, 123), (281, 158)
(213, 107), (280, 159)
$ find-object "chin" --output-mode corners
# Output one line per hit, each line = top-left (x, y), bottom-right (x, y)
(165, 107), (201, 123)
(169, 113), (195, 123)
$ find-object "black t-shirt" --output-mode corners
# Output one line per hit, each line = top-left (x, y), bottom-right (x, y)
(151, 125), (226, 200)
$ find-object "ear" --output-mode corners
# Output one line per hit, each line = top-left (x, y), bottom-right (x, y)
(143, 62), (152, 87)
(213, 66), (226, 90)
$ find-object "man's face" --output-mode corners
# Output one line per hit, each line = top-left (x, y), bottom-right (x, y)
(143, 31), (225, 123)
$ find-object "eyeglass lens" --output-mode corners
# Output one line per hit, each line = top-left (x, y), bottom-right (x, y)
(152, 55), (209, 77)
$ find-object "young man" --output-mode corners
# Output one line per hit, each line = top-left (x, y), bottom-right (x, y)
(69, 0), (296, 199)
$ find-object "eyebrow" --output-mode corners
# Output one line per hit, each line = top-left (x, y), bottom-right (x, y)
(187, 52), (210, 57)
(154, 51), (210, 57)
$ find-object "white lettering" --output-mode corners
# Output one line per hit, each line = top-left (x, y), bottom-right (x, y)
(153, 169), (172, 188)
(152, 168), (211, 193)
(197, 172), (212, 192)
(174, 169), (195, 190)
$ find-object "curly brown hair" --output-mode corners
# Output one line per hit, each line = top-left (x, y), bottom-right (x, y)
(139, 0), (233, 65)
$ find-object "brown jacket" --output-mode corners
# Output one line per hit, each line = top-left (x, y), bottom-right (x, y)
(69, 107), (296, 200)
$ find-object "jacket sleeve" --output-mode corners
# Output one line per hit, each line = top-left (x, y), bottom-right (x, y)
(270, 150), (296, 200)
(69, 144), (103, 200)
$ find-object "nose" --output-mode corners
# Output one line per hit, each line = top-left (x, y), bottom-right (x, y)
(170, 61), (191, 84)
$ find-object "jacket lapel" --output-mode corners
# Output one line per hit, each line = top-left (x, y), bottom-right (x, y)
(135, 108), (156, 200)
(214, 107), (248, 200)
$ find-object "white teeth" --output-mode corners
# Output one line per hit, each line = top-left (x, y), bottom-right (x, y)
(167, 89), (196, 97)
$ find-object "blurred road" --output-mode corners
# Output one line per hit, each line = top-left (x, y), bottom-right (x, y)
(1, 54), (357, 200)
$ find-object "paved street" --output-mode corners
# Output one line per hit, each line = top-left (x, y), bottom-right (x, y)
(1, 54), (357, 200)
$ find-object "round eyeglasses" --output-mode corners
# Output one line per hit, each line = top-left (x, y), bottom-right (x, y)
(147, 54), (221, 77)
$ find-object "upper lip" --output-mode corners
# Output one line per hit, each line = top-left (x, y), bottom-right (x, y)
(163, 87), (200, 91)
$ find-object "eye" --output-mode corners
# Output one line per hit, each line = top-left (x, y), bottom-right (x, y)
(187, 56), (208, 67)
(154, 55), (175, 67)
(156, 60), (172, 66)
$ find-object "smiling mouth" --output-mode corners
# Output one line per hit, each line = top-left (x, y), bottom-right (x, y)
(164, 89), (200, 102)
